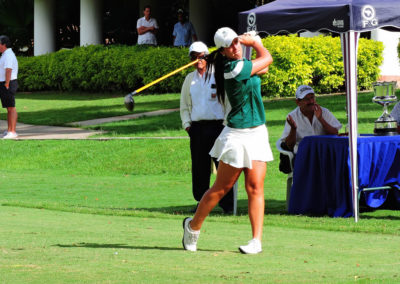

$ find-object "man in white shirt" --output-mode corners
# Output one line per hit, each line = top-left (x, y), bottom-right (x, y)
(136, 5), (158, 45)
(0, 35), (18, 139)
(281, 85), (342, 154)
(180, 41), (233, 213)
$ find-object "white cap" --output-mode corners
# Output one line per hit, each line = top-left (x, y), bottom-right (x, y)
(188, 41), (209, 55)
(177, 9), (184, 14)
(214, 27), (238, 48)
(295, 85), (315, 99)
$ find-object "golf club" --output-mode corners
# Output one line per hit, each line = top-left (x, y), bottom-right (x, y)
(124, 59), (199, 111)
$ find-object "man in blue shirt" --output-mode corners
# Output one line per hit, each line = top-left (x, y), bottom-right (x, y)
(172, 9), (197, 47)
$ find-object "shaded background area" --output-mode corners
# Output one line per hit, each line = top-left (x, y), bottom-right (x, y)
(0, 0), (267, 55)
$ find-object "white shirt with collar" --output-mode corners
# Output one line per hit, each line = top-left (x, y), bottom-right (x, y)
(0, 48), (18, 81)
(281, 106), (342, 153)
(180, 70), (227, 129)
(137, 17), (158, 45)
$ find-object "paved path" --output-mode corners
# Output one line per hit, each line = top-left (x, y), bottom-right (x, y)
(67, 108), (179, 126)
(0, 120), (103, 140)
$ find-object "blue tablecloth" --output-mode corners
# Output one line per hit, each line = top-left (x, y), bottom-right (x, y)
(288, 135), (400, 217)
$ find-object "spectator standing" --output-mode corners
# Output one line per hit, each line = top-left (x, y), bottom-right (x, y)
(0, 35), (18, 139)
(137, 5), (158, 45)
(180, 41), (234, 214)
(172, 9), (197, 47)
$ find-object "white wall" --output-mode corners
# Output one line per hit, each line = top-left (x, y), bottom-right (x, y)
(371, 29), (400, 77)
(34, 0), (55, 56)
(299, 31), (322, 38)
(80, 0), (102, 46)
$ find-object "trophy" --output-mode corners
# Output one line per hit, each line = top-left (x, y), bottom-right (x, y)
(372, 81), (398, 136)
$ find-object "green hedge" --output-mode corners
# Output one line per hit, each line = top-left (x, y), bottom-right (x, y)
(260, 35), (383, 97)
(398, 39), (400, 64)
(18, 45), (190, 93)
(18, 35), (383, 97)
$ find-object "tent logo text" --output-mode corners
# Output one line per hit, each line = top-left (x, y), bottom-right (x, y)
(333, 19), (344, 28)
(247, 13), (257, 31)
(362, 5), (378, 28)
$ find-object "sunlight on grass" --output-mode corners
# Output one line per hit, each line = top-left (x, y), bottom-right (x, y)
(0, 90), (399, 283)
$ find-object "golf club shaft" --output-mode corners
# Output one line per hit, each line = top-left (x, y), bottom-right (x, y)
(133, 59), (199, 95)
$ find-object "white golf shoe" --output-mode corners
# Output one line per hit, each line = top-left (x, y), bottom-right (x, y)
(182, 217), (200, 252)
(239, 238), (262, 254)
(3, 132), (18, 139)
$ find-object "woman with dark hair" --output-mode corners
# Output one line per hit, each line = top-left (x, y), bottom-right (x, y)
(182, 27), (273, 254)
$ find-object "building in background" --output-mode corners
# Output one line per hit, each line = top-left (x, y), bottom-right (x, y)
(32, 0), (255, 55)
(371, 29), (400, 86)
(1, 0), (398, 85)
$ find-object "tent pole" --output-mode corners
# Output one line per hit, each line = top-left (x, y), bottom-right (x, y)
(341, 31), (360, 222)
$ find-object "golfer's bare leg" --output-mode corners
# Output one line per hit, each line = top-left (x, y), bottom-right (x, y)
(7, 107), (17, 132)
(190, 161), (242, 231)
(243, 161), (266, 241)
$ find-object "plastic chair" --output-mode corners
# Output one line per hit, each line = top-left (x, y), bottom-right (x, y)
(276, 138), (295, 210)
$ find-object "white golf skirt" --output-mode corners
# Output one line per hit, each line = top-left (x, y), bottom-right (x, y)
(209, 124), (274, 169)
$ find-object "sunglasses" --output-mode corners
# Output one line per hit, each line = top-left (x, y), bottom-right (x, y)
(190, 54), (206, 61)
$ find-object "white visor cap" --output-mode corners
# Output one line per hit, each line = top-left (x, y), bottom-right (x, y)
(214, 27), (239, 48)
(295, 85), (315, 99)
(188, 41), (209, 55)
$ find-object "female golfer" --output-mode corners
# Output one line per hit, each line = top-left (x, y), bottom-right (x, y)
(182, 27), (273, 254)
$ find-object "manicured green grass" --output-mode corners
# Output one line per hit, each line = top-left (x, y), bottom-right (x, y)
(82, 91), (385, 138)
(13, 92), (180, 125)
(13, 90), (384, 136)
(1, 91), (400, 283)
(1, 206), (400, 283)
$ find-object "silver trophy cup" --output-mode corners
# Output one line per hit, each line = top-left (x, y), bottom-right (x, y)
(372, 81), (398, 136)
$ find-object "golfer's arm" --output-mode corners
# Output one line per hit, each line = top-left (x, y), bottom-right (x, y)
(5, 68), (11, 88)
(251, 41), (273, 76)
(256, 66), (268, 75)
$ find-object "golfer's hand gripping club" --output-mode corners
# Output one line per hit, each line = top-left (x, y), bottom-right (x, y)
(124, 59), (199, 112)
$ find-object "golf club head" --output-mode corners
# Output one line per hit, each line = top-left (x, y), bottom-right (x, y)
(124, 93), (135, 111)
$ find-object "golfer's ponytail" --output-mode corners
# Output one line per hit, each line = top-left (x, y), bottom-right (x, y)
(205, 48), (225, 104)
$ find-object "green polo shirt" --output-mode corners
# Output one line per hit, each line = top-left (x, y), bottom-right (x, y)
(224, 58), (266, 128)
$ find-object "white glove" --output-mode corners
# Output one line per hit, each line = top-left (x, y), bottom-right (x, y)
(244, 31), (262, 44)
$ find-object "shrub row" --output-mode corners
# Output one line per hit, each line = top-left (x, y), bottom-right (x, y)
(18, 45), (190, 93)
(260, 35), (383, 97)
(18, 36), (383, 97)
(398, 39), (400, 64)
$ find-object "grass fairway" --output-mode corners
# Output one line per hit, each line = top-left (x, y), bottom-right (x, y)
(14, 92), (180, 125)
(1, 91), (400, 283)
(1, 206), (400, 283)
